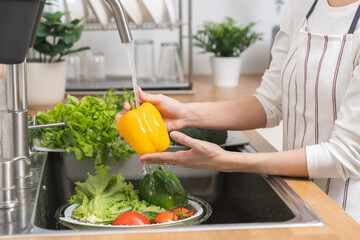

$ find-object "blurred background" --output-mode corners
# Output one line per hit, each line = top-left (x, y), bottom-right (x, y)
(55, 0), (288, 77)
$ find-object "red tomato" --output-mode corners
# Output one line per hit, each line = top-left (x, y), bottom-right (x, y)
(171, 207), (196, 219)
(112, 211), (150, 226)
(152, 211), (179, 224)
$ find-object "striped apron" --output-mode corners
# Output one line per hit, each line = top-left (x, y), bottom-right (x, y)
(281, 0), (360, 216)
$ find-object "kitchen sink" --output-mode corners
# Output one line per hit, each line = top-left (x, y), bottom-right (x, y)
(28, 145), (323, 236)
(0, 144), (323, 238)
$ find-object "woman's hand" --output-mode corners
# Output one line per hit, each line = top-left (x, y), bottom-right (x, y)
(140, 130), (309, 177)
(139, 131), (231, 171)
(116, 87), (188, 131)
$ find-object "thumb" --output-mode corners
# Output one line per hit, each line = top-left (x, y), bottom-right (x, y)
(138, 86), (161, 105)
(170, 131), (201, 149)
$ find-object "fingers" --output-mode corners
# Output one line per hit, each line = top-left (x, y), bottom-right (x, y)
(138, 87), (149, 101)
(115, 102), (131, 120)
(115, 88), (154, 120)
(138, 86), (163, 104)
(170, 131), (201, 149)
(115, 110), (126, 120)
(123, 101), (131, 111)
(139, 151), (183, 165)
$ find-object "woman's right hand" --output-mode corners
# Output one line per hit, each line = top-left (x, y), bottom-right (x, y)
(116, 87), (188, 131)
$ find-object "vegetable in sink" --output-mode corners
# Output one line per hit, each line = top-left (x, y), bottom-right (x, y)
(68, 165), (164, 224)
(152, 211), (179, 224)
(35, 90), (134, 165)
(112, 211), (151, 226)
(139, 165), (188, 209)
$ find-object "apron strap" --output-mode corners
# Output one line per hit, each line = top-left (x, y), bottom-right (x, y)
(348, 4), (360, 34)
(306, 0), (318, 19)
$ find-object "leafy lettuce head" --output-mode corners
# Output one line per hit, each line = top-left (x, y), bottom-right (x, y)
(36, 90), (134, 166)
(69, 166), (164, 224)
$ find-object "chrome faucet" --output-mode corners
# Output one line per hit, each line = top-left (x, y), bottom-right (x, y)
(0, 0), (133, 202)
(0, 0), (133, 235)
(105, 0), (133, 43)
(0, 0), (46, 206)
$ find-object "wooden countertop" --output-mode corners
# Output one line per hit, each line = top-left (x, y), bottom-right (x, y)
(25, 75), (360, 240)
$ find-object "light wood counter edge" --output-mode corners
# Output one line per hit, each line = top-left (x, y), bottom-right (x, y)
(243, 130), (360, 240)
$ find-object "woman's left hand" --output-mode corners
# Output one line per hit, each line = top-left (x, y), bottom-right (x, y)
(139, 131), (230, 171)
(140, 131), (309, 177)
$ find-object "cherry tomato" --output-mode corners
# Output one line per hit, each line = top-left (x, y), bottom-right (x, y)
(112, 211), (150, 226)
(171, 207), (196, 219)
(152, 211), (179, 224)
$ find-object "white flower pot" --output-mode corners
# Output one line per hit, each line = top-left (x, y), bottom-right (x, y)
(210, 57), (242, 87)
(27, 61), (67, 108)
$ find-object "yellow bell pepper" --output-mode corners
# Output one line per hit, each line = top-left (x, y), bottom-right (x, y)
(117, 101), (170, 155)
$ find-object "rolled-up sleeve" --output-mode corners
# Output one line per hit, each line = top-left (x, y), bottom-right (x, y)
(307, 65), (360, 180)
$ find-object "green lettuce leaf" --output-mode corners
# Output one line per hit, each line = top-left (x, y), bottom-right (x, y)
(69, 166), (164, 223)
(36, 90), (134, 165)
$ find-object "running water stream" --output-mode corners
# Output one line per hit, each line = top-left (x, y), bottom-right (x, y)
(124, 41), (154, 176)
(124, 42), (140, 108)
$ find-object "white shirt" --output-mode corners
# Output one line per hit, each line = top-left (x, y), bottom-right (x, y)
(256, 0), (360, 223)
(309, 0), (360, 35)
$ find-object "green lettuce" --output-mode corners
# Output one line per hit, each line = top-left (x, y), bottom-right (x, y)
(69, 166), (164, 224)
(36, 90), (134, 165)
(103, 89), (130, 113)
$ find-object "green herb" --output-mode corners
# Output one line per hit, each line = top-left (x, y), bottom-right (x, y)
(33, 0), (90, 62)
(35, 90), (134, 165)
(69, 166), (164, 223)
(103, 89), (132, 113)
(193, 17), (262, 57)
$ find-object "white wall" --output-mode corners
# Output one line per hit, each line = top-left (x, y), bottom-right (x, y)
(74, 0), (287, 76)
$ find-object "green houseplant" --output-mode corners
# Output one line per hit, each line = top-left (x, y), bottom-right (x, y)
(193, 17), (261, 87)
(27, 2), (89, 108)
(33, 11), (89, 63)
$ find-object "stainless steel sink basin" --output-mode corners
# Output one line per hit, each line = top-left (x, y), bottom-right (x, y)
(0, 144), (324, 238)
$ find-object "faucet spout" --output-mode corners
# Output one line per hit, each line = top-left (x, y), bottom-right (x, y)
(104, 0), (133, 43)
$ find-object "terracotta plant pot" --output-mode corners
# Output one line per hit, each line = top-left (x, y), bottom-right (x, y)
(210, 57), (242, 87)
(27, 61), (67, 108)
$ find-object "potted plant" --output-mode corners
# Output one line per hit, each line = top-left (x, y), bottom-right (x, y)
(27, 3), (89, 108)
(193, 17), (262, 87)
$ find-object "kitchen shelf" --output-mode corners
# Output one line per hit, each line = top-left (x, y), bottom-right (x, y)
(84, 19), (186, 31)
(79, 0), (193, 91)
